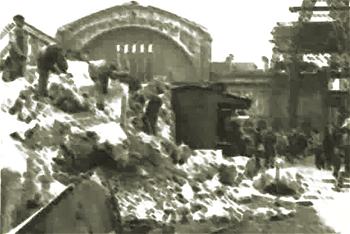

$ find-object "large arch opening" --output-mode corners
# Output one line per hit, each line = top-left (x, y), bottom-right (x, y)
(82, 27), (196, 82)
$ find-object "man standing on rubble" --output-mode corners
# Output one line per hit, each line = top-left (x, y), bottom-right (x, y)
(36, 43), (69, 96)
(2, 15), (28, 81)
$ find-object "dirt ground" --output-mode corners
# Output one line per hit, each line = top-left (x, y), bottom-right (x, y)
(231, 206), (335, 234)
(171, 205), (335, 234)
(172, 155), (338, 234)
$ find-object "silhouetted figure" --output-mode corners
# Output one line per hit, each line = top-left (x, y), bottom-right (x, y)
(296, 129), (308, 158)
(254, 127), (264, 167)
(323, 125), (335, 169)
(142, 95), (162, 135)
(275, 131), (288, 157)
(332, 126), (343, 177)
(226, 120), (246, 156)
(342, 129), (350, 175)
(311, 129), (324, 170)
(2, 15), (28, 81)
(288, 129), (298, 163)
(36, 44), (68, 96)
(333, 147), (341, 179)
(263, 127), (277, 168)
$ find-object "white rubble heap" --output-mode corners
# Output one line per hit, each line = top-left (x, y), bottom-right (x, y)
(1, 61), (349, 233)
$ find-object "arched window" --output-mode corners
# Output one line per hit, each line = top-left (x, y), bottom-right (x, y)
(140, 44), (145, 53)
(124, 44), (129, 53)
(132, 44), (137, 53)
(116, 44), (121, 53)
(148, 44), (153, 53)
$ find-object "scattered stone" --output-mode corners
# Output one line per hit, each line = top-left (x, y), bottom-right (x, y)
(218, 165), (237, 186)
(9, 98), (23, 115)
(210, 226), (229, 234)
(236, 196), (252, 204)
(253, 170), (304, 197)
(296, 201), (313, 206)
(244, 157), (259, 179)
(303, 195), (319, 200)
(9, 132), (24, 142)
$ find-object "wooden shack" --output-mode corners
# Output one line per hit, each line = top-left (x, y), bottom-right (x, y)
(171, 84), (251, 150)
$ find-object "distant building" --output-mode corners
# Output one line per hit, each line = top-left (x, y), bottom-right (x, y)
(209, 69), (336, 132)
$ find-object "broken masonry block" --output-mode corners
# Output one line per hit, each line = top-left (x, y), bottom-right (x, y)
(10, 132), (24, 141)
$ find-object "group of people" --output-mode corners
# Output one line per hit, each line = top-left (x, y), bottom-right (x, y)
(238, 121), (350, 179)
(1, 14), (70, 95)
(1, 15), (139, 105)
(321, 124), (350, 178)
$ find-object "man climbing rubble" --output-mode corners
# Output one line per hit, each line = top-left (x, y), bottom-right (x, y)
(142, 95), (163, 135)
(36, 43), (70, 96)
(2, 15), (28, 81)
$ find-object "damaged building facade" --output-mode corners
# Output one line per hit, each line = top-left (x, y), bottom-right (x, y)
(53, 1), (349, 133)
(2, 1), (346, 142)
(55, 2), (212, 83)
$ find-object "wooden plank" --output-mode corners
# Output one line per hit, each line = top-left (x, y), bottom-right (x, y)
(290, 6), (350, 12)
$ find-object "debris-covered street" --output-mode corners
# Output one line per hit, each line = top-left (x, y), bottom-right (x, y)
(1, 1), (349, 234)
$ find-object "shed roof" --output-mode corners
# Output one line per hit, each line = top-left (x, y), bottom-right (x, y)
(172, 84), (252, 108)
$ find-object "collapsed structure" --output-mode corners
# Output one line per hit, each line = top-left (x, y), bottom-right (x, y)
(0, 60), (254, 233)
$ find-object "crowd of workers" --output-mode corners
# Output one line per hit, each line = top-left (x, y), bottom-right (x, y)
(238, 120), (350, 179)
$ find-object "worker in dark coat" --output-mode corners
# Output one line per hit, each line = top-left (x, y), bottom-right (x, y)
(310, 129), (324, 170)
(88, 59), (141, 110)
(2, 15), (28, 81)
(342, 128), (350, 175)
(88, 59), (140, 94)
(323, 125), (335, 169)
(263, 127), (277, 168)
(36, 44), (69, 96)
(88, 60), (116, 95)
(142, 95), (162, 135)
(287, 129), (298, 163)
(296, 129), (308, 158)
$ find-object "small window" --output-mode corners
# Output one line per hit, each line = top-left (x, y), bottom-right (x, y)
(132, 44), (137, 53)
(116, 44), (121, 53)
(124, 44), (129, 53)
(140, 44), (145, 53)
(148, 44), (153, 53)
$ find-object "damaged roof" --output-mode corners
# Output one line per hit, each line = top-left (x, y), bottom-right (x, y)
(57, 2), (212, 41)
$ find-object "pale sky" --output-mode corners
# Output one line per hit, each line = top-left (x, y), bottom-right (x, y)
(0, 0), (303, 68)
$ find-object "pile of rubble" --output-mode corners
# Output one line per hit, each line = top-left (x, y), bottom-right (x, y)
(1, 61), (327, 234)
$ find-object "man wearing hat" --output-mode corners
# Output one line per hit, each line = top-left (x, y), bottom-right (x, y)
(2, 15), (28, 81)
